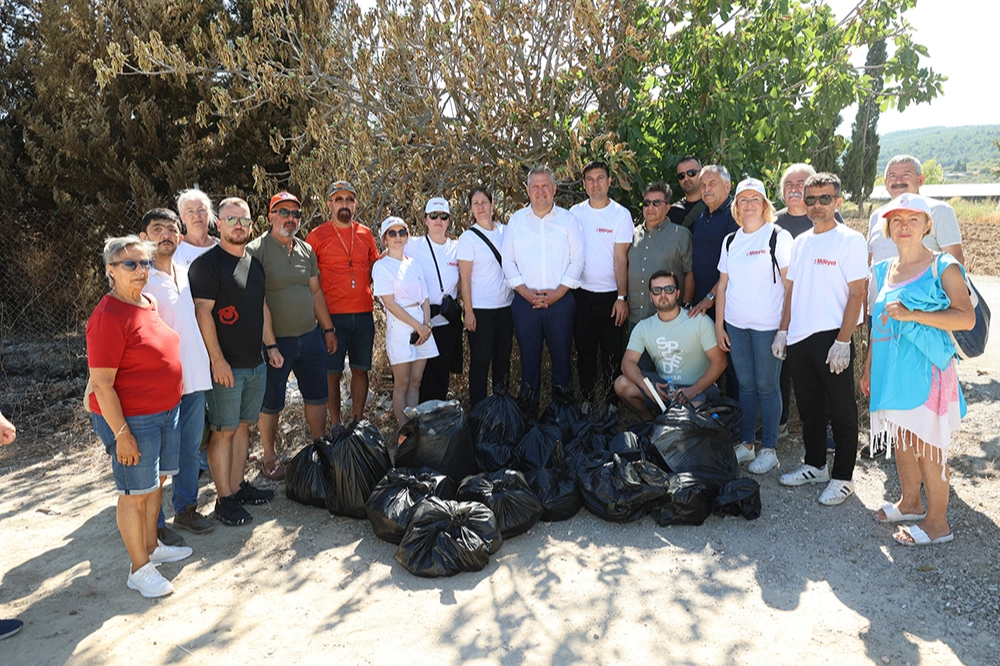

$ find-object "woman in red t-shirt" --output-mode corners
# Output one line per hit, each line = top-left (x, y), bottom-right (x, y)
(86, 236), (188, 598)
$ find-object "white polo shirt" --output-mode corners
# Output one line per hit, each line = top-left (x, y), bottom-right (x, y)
(570, 198), (634, 293)
(501, 205), (584, 291)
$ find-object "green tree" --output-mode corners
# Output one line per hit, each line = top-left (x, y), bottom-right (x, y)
(922, 157), (944, 184)
(843, 38), (887, 208)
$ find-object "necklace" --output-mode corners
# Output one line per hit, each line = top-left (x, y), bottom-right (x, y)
(334, 222), (356, 289)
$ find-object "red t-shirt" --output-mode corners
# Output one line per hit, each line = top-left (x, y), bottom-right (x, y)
(306, 221), (379, 315)
(87, 294), (183, 417)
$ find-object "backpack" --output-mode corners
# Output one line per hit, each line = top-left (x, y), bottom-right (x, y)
(930, 253), (991, 359)
(724, 225), (781, 284)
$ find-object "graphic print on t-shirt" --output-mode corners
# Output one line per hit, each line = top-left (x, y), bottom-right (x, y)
(654, 336), (684, 377)
(218, 305), (239, 325)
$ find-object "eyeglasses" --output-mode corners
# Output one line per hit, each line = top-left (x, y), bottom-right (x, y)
(385, 228), (409, 238)
(427, 212), (450, 221)
(110, 259), (154, 272)
(643, 199), (667, 207)
(803, 194), (835, 206)
(221, 216), (252, 227)
(274, 209), (302, 219)
(677, 169), (699, 180)
(649, 285), (677, 295)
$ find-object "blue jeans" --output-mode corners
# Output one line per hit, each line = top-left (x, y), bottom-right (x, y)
(726, 324), (783, 449)
(262, 327), (329, 412)
(93, 405), (180, 496)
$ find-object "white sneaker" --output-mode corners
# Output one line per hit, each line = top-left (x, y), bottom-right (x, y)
(748, 448), (779, 474)
(149, 540), (193, 564)
(777, 423), (789, 440)
(818, 479), (855, 506)
(735, 443), (756, 463)
(779, 463), (829, 486)
(126, 562), (174, 598)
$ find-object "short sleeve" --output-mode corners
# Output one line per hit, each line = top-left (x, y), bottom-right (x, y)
(615, 209), (634, 244)
(371, 261), (394, 297)
(366, 229), (380, 263)
(456, 232), (475, 261)
(187, 252), (217, 301)
(626, 320), (646, 354)
(716, 233), (733, 274)
(775, 229), (793, 269)
(842, 232), (870, 283)
(678, 229), (694, 272)
(932, 204), (963, 247)
(87, 307), (127, 369)
(697, 316), (719, 352)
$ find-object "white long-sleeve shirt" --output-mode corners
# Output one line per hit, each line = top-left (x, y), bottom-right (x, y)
(501, 205), (585, 291)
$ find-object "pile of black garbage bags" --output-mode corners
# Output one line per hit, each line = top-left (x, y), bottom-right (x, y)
(284, 388), (761, 578)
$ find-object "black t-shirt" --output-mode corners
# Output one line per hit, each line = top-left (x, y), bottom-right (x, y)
(775, 208), (845, 239)
(667, 198), (706, 228)
(189, 245), (266, 368)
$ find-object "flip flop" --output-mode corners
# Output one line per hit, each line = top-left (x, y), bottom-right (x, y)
(893, 524), (954, 546)
(261, 458), (286, 481)
(874, 502), (927, 523)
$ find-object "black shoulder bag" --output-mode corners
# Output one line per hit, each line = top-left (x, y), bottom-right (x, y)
(426, 236), (464, 327)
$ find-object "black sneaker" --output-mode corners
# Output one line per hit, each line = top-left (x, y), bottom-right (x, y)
(215, 496), (253, 526)
(157, 525), (187, 547)
(234, 481), (274, 506)
(0, 618), (23, 640)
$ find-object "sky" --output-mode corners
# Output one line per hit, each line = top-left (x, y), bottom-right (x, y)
(828, 0), (999, 135)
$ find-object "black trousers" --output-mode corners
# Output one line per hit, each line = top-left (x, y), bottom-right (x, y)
(787, 329), (858, 481)
(420, 321), (463, 403)
(573, 289), (625, 404)
(780, 361), (792, 425)
(466, 306), (514, 407)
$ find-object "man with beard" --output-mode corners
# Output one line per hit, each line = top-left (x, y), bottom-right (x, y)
(667, 155), (707, 229)
(614, 270), (725, 420)
(190, 198), (280, 526)
(247, 192), (338, 480)
(139, 209), (215, 542)
(306, 181), (380, 424)
(173, 188), (219, 268)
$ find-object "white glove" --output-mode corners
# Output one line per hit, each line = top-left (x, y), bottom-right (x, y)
(826, 340), (851, 374)
(771, 331), (787, 360)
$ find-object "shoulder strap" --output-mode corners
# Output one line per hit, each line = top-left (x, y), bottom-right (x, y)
(724, 231), (736, 252)
(426, 235), (444, 293)
(769, 226), (780, 284)
(681, 201), (704, 229)
(469, 226), (503, 266)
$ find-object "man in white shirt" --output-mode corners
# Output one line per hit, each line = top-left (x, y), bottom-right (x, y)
(173, 188), (219, 268)
(139, 208), (216, 541)
(773, 173), (868, 507)
(570, 161), (633, 405)
(502, 166), (585, 413)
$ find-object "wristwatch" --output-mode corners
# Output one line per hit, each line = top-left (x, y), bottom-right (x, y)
(265, 344), (278, 350)
(705, 292), (715, 301)
(323, 327), (336, 334)
(616, 294), (628, 302)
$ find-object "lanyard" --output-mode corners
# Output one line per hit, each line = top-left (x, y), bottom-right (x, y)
(334, 222), (356, 289)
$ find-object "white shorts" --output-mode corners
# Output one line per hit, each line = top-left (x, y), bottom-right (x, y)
(386, 304), (439, 366)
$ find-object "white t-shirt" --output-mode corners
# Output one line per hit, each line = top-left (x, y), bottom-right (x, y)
(405, 236), (459, 327)
(867, 196), (962, 264)
(570, 199), (634, 293)
(173, 239), (217, 268)
(717, 222), (792, 331)
(787, 225), (869, 344)
(372, 255), (428, 310)
(143, 262), (213, 394)
(456, 224), (513, 310)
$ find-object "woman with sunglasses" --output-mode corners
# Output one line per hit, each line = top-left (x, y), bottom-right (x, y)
(373, 217), (439, 426)
(86, 236), (191, 598)
(404, 197), (462, 402)
(715, 179), (793, 474)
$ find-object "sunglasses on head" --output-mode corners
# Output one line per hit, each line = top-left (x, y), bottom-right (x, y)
(385, 228), (408, 238)
(803, 194), (835, 206)
(110, 259), (154, 272)
(649, 285), (677, 295)
(221, 216), (252, 227)
(677, 169), (699, 180)
(274, 209), (302, 219)
(427, 212), (450, 221)
(643, 199), (667, 207)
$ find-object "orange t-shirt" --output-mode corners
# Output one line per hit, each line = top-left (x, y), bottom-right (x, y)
(306, 221), (379, 315)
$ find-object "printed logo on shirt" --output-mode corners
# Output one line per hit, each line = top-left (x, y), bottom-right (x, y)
(448, 261), (458, 267)
(596, 228), (615, 234)
(218, 306), (240, 325)
(746, 249), (767, 257)
(814, 258), (838, 266)
(655, 337), (683, 374)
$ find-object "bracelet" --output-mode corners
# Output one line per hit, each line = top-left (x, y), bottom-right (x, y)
(265, 344), (278, 350)
(323, 328), (336, 334)
(114, 422), (129, 440)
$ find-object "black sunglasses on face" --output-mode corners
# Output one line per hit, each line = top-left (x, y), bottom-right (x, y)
(649, 285), (677, 295)
(427, 212), (450, 221)
(110, 259), (154, 272)
(643, 199), (667, 207)
(275, 209), (302, 219)
(677, 169), (699, 180)
(385, 228), (409, 238)
(803, 194), (835, 206)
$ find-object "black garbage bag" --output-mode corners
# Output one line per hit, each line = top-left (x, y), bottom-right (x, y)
(516, 423), (562, 472)
(566, 429), (641, 470)
(394, 497), (503, 577)
(474, 439), (522, 474)
(713, 478), (762, 520)
(526, 464), (582, 521)
(326, 420), (392, 519)
(365, 467), (457, 544)
(457, 470), (543, 538)
(396, 400), (478, 481)
(469, 389), (527, 448)
(539, 386), (585, 443)
(284, 439), (334, 508)
(695, 397), (744, 444)
(648, 404), (740, 481)
(577, 454), (671, 523)
(649, 473), (722, 526)
(577, 402), (620, 437)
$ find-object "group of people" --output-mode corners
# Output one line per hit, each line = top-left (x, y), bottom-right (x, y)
(84, 152), (972, 597)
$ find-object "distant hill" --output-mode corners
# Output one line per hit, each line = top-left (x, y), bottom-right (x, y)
(877, 125), (999, 180)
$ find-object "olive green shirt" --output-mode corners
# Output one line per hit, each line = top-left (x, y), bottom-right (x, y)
(627, 221), (693, 324)
(246, 232), (320, 338)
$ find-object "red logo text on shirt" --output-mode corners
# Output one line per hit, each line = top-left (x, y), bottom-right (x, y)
(746, 249), (767, 257)
(596, 228), (615, 234)
(218, 306), (239, 325)
(814, 258), (838, 266)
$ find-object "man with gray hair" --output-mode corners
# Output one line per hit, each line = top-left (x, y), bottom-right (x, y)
(174, 188), (219, 268)
(776, 163), (845, 238)
(502, 165), (585, 413)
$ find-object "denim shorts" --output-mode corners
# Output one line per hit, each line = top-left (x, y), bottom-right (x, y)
(206, 362), (267, 431)
(327, 312), (375, 375)
(262, 327), (330, 413)
(640, 371), (720, 412)
(93, 404), (180, 495)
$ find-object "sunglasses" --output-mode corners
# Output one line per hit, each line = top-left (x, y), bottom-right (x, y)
(110, 259), (154, 272)
(274, 209), (302, 219)
(649, 285), (677, 295)
(803, 194), (836, 206)
(221, 216), (252, 227)
(385, 228), (409, 238)
(677, 169), (699, 180)
(643, 199), (667, 207)
(427, 212), (450, 221)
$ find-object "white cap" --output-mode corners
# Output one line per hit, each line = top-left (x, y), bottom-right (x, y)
(425, 197), (450, 214)
(379, 216), (408, 236)
(882, 193), (933, 219)
(734, 177), (767, 199)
